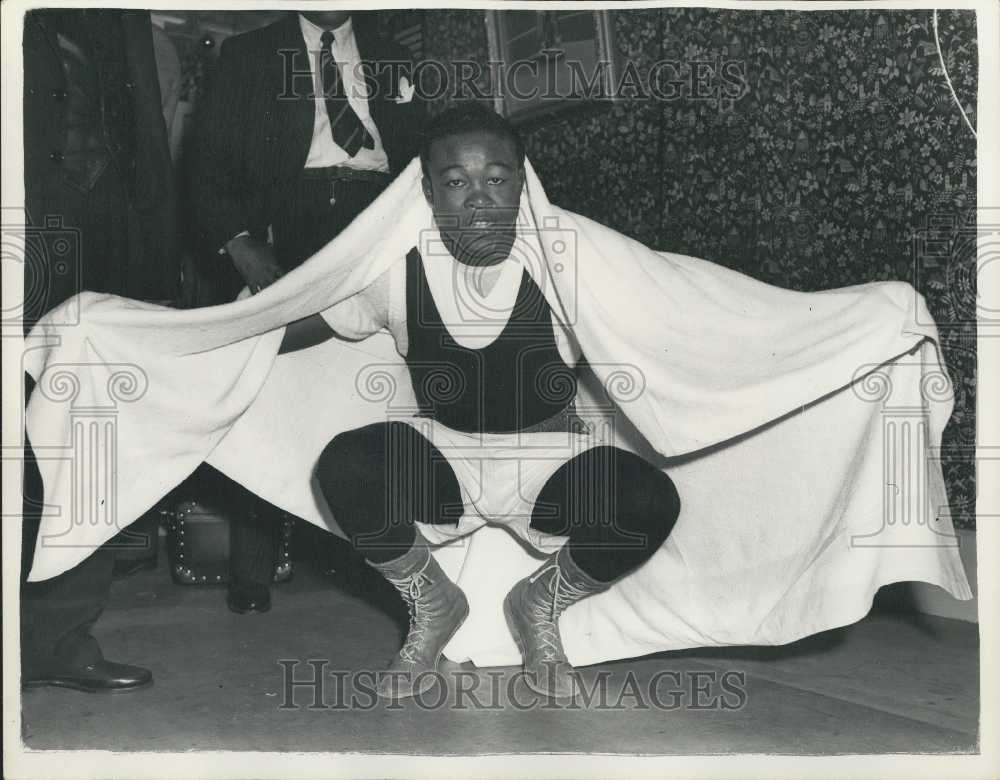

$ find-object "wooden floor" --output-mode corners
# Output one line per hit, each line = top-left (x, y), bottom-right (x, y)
(20, 552), (979, 755)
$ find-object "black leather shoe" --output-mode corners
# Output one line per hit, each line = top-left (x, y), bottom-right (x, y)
(23, 659), (153, 693)
(227, 581), (272, 614)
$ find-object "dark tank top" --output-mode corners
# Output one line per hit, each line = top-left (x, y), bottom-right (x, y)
(404, 247), (578, 434)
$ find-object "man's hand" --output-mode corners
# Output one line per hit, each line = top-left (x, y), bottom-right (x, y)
(226, 234), (285, 293)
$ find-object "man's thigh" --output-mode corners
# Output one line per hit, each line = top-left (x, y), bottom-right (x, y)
(320, 420), (465, 532)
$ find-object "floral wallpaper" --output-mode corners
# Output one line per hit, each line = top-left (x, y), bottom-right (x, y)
(421, 8), (978, 529)
(175, 9), (978, 529)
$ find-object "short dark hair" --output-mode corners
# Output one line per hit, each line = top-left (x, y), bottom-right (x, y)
(419, 102), (526, 177)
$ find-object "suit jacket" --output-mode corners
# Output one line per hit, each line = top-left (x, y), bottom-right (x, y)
(22, 9), (178, 314)
(188, 13), (425, 254)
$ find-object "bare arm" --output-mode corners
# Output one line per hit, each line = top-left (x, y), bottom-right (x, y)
(277, 266), (394, 355)
(278, 313), (336, 354)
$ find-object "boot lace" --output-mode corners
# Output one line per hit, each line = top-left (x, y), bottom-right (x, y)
(527, 561), (593, 663)
(385, 562), (433, 665)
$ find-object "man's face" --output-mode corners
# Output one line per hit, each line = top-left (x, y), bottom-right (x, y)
(422, 130), (525, 267)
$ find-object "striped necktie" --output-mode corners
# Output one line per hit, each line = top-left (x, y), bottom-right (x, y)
(319, 29), (374, 157)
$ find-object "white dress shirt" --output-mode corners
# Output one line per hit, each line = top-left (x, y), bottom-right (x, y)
(222, 15), (391, 253)
(298, 14), (389, 172)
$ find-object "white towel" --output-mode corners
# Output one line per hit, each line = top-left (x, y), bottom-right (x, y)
(23, 158), (971, 666)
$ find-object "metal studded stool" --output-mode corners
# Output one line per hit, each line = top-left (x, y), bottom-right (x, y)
(167, 499), (294, 586)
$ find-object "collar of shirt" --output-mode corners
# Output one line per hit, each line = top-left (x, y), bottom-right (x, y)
(298, 11), (388, 169)
(298, 13), (355, 55)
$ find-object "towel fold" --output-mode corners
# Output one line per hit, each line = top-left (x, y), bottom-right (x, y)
(23, 157), (971, 664)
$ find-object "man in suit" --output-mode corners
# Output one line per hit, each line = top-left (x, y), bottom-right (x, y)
(22, 9), (178, 324)
(188, 10), (425, 613)
(21, 8), (176, 692)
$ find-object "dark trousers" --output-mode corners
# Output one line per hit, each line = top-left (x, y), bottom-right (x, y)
(20, 168), (133, 672)
(20, 169), (163, 668)
(271, 173), (389, 269)
(316, 421), (682, 583)
(21, 379), (113, 675)
(230, 172), (390, 585)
